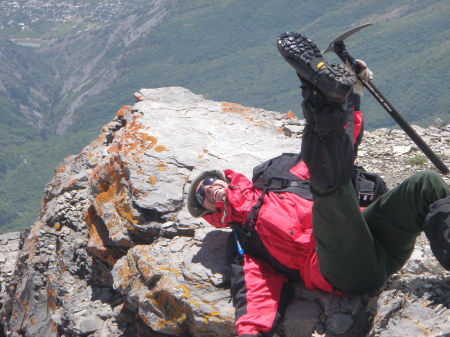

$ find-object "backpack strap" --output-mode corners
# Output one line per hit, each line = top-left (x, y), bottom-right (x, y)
(243, 185), (269, 230)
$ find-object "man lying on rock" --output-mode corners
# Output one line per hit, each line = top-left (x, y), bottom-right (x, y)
(186, 32), (450, 337)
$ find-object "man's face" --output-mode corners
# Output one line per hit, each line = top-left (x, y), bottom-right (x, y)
(196, 177), (229, 212)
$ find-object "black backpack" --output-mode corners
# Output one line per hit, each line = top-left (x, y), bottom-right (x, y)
(252, 152), (313, 200)
(244, 153), (388, 229)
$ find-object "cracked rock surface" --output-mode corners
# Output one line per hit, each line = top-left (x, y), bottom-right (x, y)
(0, 87), (449, 337)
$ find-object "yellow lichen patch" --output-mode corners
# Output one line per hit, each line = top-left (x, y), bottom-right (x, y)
(158, 266), (181, 277)
(149, 289), (189, 334)
(175, 285), (191, 299)
(286, 110), (297, 119)
(277, 128), (284, 134)
(114, 191), (140, 226)
(154, 145), (166, 152)
(187, 299), (200, 307)
(148, 176), (157, 185)
(156, 162), (167, 172)
(202, 312), (221, 323)
(221, 102), (252, 114)
(198, 154), (203, 158)
(54, 223), (62, 231)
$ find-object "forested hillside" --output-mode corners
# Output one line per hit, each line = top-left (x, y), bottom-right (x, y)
(0, 0), (448, 233)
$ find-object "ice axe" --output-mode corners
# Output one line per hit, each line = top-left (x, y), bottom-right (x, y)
(323, 23), (449, 175)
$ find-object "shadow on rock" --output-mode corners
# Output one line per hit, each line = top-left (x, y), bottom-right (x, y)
(192, 230), (232, 287)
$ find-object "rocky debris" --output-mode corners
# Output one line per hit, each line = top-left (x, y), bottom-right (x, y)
(0, 87), (449, 337)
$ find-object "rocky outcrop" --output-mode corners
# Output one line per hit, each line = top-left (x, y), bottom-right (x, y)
(0, 232), (20, 311)
(1, 87), (449, 337)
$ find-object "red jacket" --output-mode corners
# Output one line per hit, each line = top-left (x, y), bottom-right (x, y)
(202, 110), (364, 336)
(203, 167), (335, 335)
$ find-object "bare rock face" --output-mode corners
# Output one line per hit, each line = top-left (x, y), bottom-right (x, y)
(0, 87), (449, 337)
(0, 232), (20, 310)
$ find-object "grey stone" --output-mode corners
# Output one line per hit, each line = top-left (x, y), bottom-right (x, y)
(283, 300), (321, 337)
(77, 316), (103, 335)
(327, 313), (353, 334)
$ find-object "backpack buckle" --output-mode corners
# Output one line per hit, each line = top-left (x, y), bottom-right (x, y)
(359, 192), (374, 202)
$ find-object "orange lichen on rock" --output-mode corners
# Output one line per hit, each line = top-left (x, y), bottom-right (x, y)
(108, 145), (120, 154)
(134, 94), (144, 101)
(156, 162), (167, 172)
(154, 145), (166, 152)
(286, 110), (297, 119)
(141, 134), (158, 149)
(120, 119), (164, 157)
(65, 178), (78, 189)
(127, 119), (144, 133)
(85, 205), (119, 266)
(221, 102), (252, 114)
(117, 261), (136, 290)
(55, 164), (66, 174)
(277, 128), (284, 134)
(117, 105), (132, 117)
(114, 191), (140, 227)
(46, 285), (58, 311)
(90, 157), (125, 205)
(148, 176), (157, 185)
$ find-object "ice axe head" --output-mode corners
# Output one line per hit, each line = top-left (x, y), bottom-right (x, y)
(322, 23), (373, 71)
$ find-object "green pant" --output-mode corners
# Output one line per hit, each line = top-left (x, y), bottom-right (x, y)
(312, 170), (449, 295)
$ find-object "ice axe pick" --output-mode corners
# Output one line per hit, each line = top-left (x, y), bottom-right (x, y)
(323, 23), (449, 175)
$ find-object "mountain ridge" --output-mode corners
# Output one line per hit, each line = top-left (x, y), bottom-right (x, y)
(0, 0), (448, 233)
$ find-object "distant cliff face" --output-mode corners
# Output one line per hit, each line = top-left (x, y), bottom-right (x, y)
(0, 87), (449, 337)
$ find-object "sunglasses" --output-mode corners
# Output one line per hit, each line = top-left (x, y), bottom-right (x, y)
(195, 176), (218, 206)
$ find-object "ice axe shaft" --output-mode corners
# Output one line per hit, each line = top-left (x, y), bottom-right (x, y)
(360, 79), (449, 174)
(325, 25), (449, 174)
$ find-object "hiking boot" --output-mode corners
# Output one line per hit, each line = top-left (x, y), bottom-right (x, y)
(277, 32), (356, 101)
